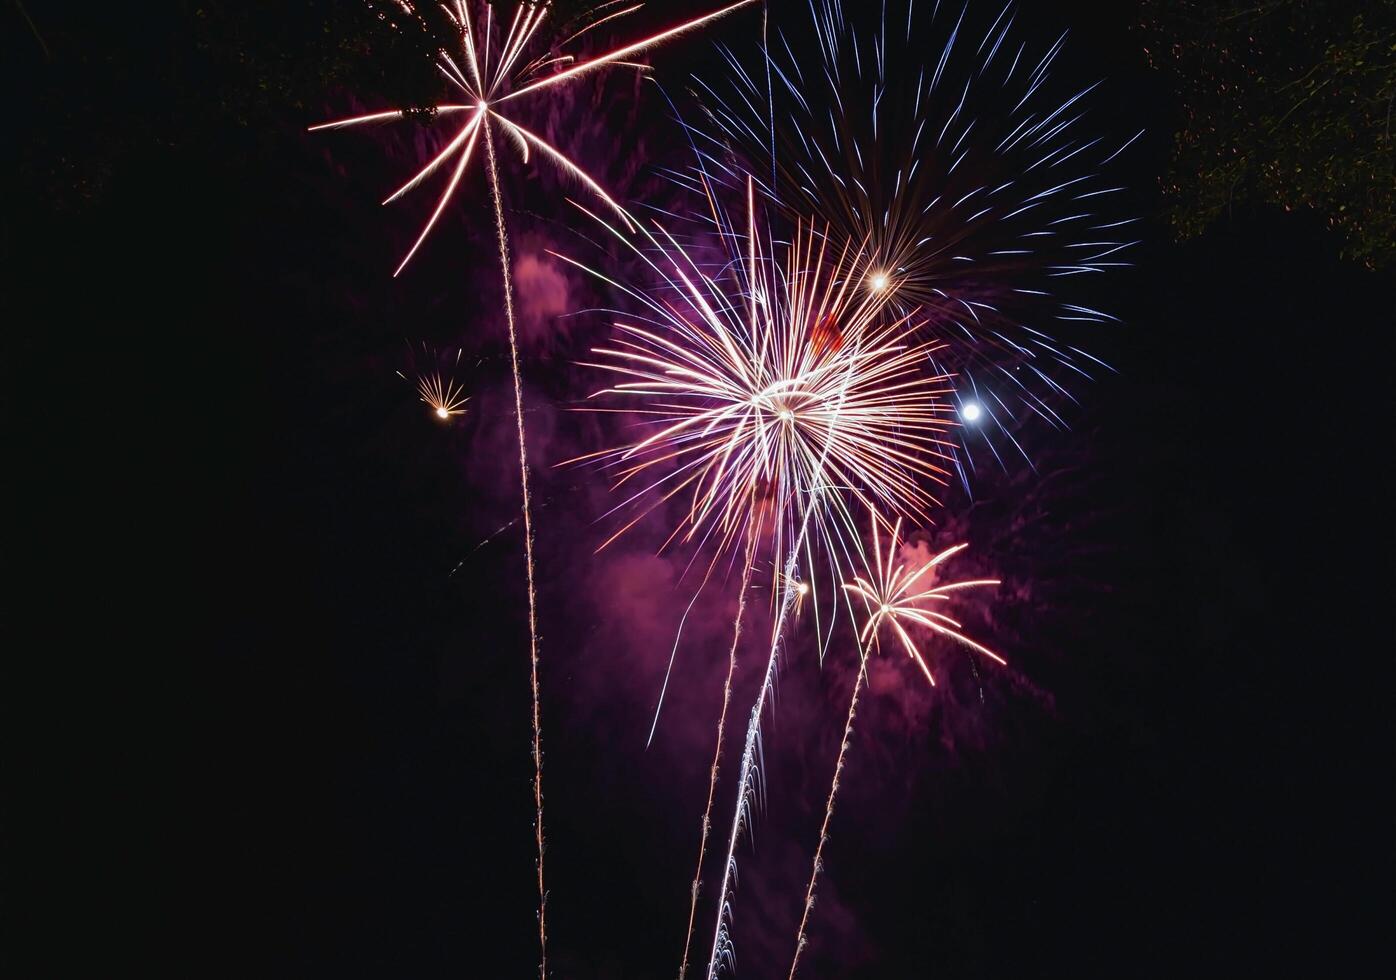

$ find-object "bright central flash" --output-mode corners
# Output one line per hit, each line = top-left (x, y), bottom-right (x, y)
(797, 582), (809, 596)
(436, 406), (450, 419)
(869, 272), (889, 293)
(961, 402), (982, 422)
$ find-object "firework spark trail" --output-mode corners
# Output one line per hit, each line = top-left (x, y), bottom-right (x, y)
(787, 636), (871, 980)
(691, 0), (1140, 471)
(705, 462), (842, 980)
(561, 181), (956, 977)
(312, 6), (762, 973)
(483, 121), (548, 980)
(787, 518), (1002, 976)
(677, 526), (758, 980)
(704, 319), (868, 979)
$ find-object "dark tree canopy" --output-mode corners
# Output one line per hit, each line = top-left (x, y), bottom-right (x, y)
(1138, 0), (1396, 269)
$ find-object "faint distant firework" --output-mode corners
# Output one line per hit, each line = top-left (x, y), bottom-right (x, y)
(400, 344), (469, 420)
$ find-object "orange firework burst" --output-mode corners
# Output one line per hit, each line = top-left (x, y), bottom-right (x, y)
(418, 371), (469, 419)
(398, 344), (469, 419)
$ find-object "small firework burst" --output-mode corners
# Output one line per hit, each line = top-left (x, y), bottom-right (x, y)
(843, 514), (1004, 687)
(398, 344), (470, 421)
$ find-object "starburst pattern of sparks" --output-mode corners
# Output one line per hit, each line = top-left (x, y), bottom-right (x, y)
(311, 0), (758, 276)
(844, 515), (1004, 687)
(400, 346), (471, 419)
(562, 182), (958, 576)
(311, 1), (1136, 975)
(787, 515), (1001, 978)
(560, 180), (966, 978)
(312, 5), (759, 977)
(692, 0), (1141, 474)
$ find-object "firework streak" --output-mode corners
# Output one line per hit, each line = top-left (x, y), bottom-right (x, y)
(787, 634), (871, 980)
(560, 175), (971, 975)
(677, 527), (757, 980)
(401, 344), (470, 420)
(788, 515), (1002, 977)
(311, 3), (757, 975)
(692, 0), (1140, 476)
(313, 0), (1136, 973)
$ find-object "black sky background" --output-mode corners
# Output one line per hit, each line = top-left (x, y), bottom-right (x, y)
(6, 1), (1394, 976)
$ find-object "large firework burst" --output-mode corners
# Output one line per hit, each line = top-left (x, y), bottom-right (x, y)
(693, 0), (1140, 470)
(563, 181), (959, 576)
(560, 179), (965, 978)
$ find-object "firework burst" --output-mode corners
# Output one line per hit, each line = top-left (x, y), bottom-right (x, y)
(787, 513), (1001, 979)
(562, 181), (959, 575)
(311, 0), (758, 276)
(313, 5), (758, 977)
(844, 514), (1005, 687)
(400, 345), (470, 419)
(559, 178), (964, 978)
(694, 0), (1140, 471)
(421, 375), (469, 419)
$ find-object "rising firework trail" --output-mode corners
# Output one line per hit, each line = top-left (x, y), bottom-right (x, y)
(706, 442), (846, 980)
(676, 526), (757, 980)
(787, 631), (872, 980)
(694, 0), (1140, 476)
(787, 514), (1002, 979)
(310, 3), (757, 976)
(557, 179), (960, 978)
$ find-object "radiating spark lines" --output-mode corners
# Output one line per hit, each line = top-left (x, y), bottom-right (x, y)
(693, 0), (1140, 471)
(677, 527), (759, 980)
(788, 515), (1001, 978)
(313, 6), (758, 978)
(559, 180), (960, 978)
(843, 517), (1004, 687)
(563, 195), (959, 573)
(400, 344), (470, 419)
(311, 0), (757, 276)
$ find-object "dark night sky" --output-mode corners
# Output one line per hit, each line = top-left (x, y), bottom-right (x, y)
(6, 1), (1393, 976)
